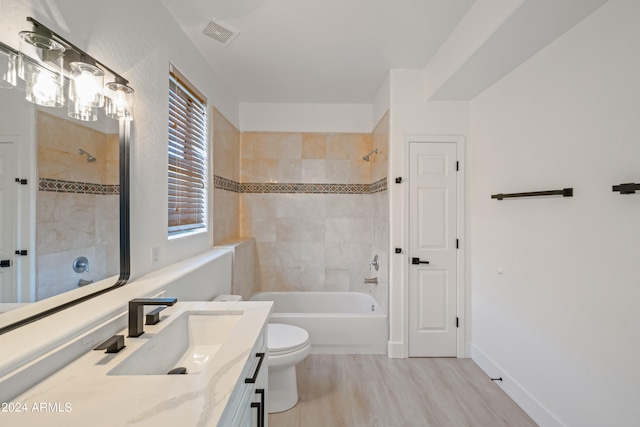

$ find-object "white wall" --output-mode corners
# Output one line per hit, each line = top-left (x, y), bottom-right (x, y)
(0, 0), (240, 282)
(387, 69), (470, 357)
(469, 0), (640, 425)
(372, 72), (390, 127)
(239, 103), (372, 133)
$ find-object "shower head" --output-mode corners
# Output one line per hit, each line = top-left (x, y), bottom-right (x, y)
(77, 149), (96, 162)
(362, 148), (378, 162)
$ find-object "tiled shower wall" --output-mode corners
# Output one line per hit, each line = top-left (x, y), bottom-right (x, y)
(36, 111), (119, 300)
(370, 111), (390, 311)
(212, 108), (241, 244)
(211, 110), (389, 313)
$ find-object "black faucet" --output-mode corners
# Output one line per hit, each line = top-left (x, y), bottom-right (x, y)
(128, 298), (177, 337)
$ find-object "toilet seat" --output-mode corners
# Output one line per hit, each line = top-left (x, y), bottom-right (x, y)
(268, 324), (310, 356)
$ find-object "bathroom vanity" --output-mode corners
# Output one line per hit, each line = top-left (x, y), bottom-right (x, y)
(1, 301), (271, 427)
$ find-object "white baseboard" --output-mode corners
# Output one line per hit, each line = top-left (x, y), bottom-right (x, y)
(387, 341), (404, 358)
(471, 344), (566, 427)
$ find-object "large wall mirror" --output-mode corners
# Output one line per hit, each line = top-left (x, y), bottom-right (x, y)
(0, 21), (131, 334)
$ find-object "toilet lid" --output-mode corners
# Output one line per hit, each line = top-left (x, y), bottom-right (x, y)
(268, 323), (310, 354)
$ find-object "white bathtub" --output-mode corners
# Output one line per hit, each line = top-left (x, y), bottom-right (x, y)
(250, 292), (387, 354)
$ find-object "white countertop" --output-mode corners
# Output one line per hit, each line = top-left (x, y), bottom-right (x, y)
(0, 301), (272, 427)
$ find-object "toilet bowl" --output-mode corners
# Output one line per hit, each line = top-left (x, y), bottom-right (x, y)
(267, 323), (311, 413)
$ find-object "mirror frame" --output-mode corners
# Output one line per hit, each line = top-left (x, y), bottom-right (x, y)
(0, 34), (131, 335)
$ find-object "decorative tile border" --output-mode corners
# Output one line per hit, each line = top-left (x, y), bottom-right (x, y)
(39, 178), (119, 195)
(369, 177), (388, 194)
(214, 175), (387, 194)
(213, 175), (241, 193)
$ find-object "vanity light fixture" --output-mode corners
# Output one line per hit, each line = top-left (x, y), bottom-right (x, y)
(104, 78), (135, 121)
(18, 31), (65, 107)
(6, 17), (135, 122)
(0, 47), (17, 88)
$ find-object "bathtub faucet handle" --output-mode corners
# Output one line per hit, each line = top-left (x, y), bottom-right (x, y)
(369, 255), (379, 272)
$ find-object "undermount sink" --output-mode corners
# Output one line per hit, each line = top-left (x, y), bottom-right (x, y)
(108, 311), (242, 376)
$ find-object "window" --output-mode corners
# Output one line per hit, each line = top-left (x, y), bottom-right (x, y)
(168, 67), (208, 236)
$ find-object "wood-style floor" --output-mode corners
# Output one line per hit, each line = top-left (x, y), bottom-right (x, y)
(268, 355), (538, 427)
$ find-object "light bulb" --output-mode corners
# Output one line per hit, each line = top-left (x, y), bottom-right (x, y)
(25, 67), (64, 107)
(105, 81), (134, 121)
(69, 62), (104, 107)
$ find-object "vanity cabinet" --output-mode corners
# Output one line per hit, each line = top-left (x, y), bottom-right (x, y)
(1, 302), (273, 427)
(221, 324), (268, 427)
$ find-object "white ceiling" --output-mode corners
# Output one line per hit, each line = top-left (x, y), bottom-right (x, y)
(160, 0), (475, 104)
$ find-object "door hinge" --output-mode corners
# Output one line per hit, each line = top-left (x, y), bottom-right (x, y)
(456, 161), (459, 171)
(395, 248), (402, 254)
(0, 260), (11, 268)
(15, 178), (28, 185)
(15, 250), (28, 256)
(456, 239), (459, 249)
(456, 317), (459, 328)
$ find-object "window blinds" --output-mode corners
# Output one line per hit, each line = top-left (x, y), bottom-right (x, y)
(168, 72), (207, 235)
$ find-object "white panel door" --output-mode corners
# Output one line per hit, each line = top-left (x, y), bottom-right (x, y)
(0, 141), (16, 302)
(409, 142), (457, 357)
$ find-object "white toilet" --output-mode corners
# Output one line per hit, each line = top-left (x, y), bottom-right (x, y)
(213, 294), (311, 413)
(267, 323), (311, 413)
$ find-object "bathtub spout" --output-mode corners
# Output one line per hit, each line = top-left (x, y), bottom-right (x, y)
(364, 277), (378, 285)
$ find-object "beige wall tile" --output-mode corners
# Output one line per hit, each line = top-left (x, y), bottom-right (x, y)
(252, 217), (277, 242)
(347, 133), (372, 160)
(301, 159), (326, 183)
(324, 268), (350, 291)
(371, 110), (390, 183)
(300, 266), (324, 290)
(38, 111), (110, 185)
(276, 133), (302, 159)
(254, 158), (279, 182)
(105, 134), (120, 185)
(277, 159), (302, 182)
(212, 108), (241, 245)
(326, 134), (350, 160)
(302, 133), (327, 159)
(276, 217), (325, 242)
(326, 159), (350, 183)
(276, 194), (300, 218)
(213, 188), (240, 244)
(298, 194), (326, 218)
(213, 108), (241, 182)
(240, 132), (255, 159)
(38, 146), (71, 181)
(252, 133), (278, 159)
(348, 159), (371, 184)
(240, 158), (255, 182)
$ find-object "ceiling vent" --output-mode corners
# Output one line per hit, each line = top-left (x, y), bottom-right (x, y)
(202, 20), (239, 46)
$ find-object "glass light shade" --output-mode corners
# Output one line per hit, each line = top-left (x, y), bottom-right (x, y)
(22, 63), (65, 107)
(18, 31), (65, 107)
(67, 97), (99, 121)
(104, 82), (134, 121)
(0, 49), (17, 88)
(69, 62), (104, 107)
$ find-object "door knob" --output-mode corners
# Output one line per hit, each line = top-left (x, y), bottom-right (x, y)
(412, 257), (429, 265)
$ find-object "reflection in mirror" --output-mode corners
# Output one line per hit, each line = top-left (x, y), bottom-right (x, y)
(36, 108), (120, 299)
(0, 27), (130, 332)
(0, 68), (120, 306)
